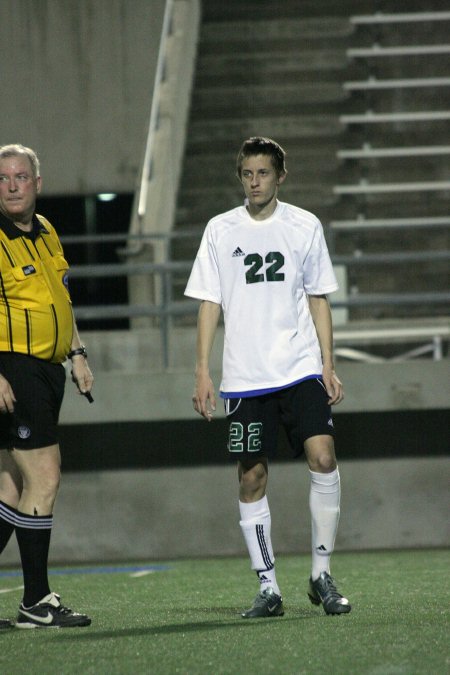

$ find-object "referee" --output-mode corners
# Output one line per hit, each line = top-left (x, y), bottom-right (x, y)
(0, 144), (93, 629)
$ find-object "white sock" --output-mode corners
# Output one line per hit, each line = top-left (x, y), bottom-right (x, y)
(309, 468), (341, 581)
(239, 496), (280, 595)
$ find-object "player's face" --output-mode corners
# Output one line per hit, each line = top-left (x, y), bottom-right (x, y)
(0, 155), (41, 226)
(240, 154), (285, 217)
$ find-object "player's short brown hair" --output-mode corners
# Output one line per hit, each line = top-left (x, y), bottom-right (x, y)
(236, 137), (286, 178)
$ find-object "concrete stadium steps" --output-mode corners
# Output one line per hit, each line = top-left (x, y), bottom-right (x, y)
(331, 191), (449, 218)
(350, 20), (450, 47)
(333, 227), (449, 255)
(176, 184), (339, 223)
(353, 57), (450, 80)
(180, 146), (341, 189)
(171, 0), (449, 325)
(186, 114), (343, 152)
(195, 51), (350, 88)
(199, 17), (353, 46)
(347, 262), (447, 294)
(337, 159), (450, 184)
(341, 128), (450, 149)
(190, 82), (348, 117)
(348, 303), (447, 322)
(200, 0), (448, 22)
(342, 90), (450, 114)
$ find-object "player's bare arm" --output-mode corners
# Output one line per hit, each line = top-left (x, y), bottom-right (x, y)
(308, 294), (344, 405)
(192, 300), (221, 421)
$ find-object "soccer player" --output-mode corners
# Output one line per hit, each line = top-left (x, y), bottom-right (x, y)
(0, 144), (93, 628)
(185, 137), (351, 617)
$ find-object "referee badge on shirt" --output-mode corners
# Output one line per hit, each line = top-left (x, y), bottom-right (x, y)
(22, 264), (36, 276)
(17, 426), (31, 439)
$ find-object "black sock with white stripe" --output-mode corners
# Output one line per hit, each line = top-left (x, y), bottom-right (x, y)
(15, 510), (52, 607)
(0, 500), (17, 554)
(239, 496), (280, 596)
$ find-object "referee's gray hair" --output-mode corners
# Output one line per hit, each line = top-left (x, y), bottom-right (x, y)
(0, 144), (41, 179)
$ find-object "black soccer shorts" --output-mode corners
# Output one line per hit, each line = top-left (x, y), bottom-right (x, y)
(224, 378), (335, 459)
(0, 352), (66, 450)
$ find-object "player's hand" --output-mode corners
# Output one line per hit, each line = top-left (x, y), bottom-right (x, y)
(0, 374), (16, 413)
(322, 366), (344, 405)
(192, 371), (216, 421)
(71, 357), (94, 397)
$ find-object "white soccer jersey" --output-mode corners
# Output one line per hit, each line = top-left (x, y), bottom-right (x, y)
(185, 201), (338, 396)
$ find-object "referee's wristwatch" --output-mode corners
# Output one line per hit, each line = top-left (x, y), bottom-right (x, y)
(67, 345), (88, 360)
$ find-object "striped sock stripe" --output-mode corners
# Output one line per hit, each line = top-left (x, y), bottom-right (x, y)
(15, 511), (53, 530)
(256, 524), (274, 571)
(0, 500), (17, 527)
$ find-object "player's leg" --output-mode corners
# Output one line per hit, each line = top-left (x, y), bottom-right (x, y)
(239, 457), (279, 592)
(281, 379), (350, 614)
(0, 448), (22, 629)
(238, 457), (284, 618)
(226, 394), (283, 618)
(304, 434), (340, 579)
(304, 435), (350, 614)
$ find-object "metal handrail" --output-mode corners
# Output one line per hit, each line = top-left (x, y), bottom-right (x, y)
(347, 44), (450, 58)
(337, 145), (450, 159)
(137, 0), (174, 219)
(330, 217), (450, 229)
(340, 110), (450, 124)
(351, 11), (450, 24)
(67, 249), (450, 279)
(73, 292), (450, 319)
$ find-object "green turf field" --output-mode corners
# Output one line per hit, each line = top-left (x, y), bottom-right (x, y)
(0, 549), (448, 674)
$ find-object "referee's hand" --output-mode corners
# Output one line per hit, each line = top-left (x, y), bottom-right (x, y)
(71, 358), (94, 401)
(0, 374), (16, 413)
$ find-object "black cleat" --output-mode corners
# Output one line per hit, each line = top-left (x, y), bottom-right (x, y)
(16, 592), (91, 629)
(0, 617), (13, 629)
(241, 587), (284, 619)
(308, 571), (351, 615)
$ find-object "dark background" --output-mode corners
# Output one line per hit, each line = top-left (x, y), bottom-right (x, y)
(59, 409), (449, 471)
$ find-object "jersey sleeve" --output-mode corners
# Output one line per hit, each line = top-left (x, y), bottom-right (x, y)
(303, 219), (338, 295)
(184, 224), (222, 304)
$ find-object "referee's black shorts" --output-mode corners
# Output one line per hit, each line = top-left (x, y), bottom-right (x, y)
(225, 378), (335, 460)
(0, 352), (66, 450)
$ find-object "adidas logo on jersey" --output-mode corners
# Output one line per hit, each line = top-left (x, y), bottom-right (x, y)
(232, 246), (245, 257)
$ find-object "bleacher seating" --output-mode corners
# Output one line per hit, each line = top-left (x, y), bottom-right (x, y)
(331, 9), (450, 321)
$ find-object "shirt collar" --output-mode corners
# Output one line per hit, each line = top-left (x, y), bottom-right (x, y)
(0, 211), (49, 240)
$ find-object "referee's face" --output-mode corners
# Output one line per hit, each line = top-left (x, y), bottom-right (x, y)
(0, 155), (41, 227)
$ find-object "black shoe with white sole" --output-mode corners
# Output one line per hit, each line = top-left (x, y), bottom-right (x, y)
(16, 592), (91, 629)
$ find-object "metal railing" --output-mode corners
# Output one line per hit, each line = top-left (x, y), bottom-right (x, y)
(61, 232), (450, 366)
(137, 0), (174, 220)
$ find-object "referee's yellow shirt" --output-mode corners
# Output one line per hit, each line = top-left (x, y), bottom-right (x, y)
(0, 212), (73, 363)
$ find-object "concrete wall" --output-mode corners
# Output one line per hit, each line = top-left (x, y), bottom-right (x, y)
(0, 0), (166, 194)
(58, 326), (449, 424)
(0, 353), (447, 566)
(1, 457), (448, 565)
